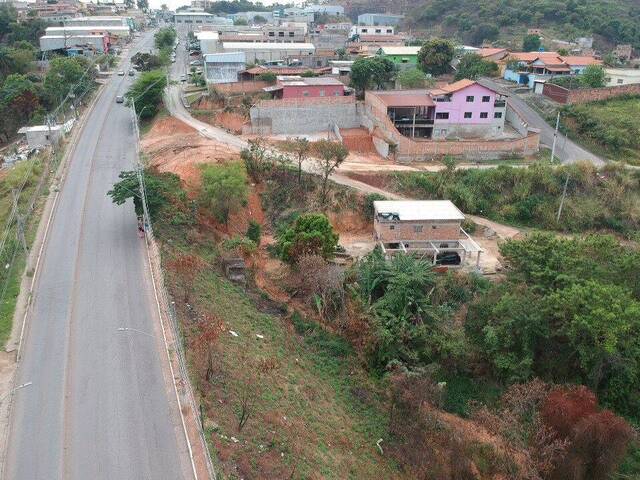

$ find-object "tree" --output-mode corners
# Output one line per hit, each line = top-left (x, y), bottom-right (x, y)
(257, 71), (276, 84)
(0, 73), (42, 125)
(154, 27), (176, 50)
(108, 169), (185, 221)
(580, 64), (605, 88)
(558, 47), (569, 56)
(454, 53), (498, 80)
(240, 138), (273, 182)
(312, 139), (348, 204)
(335, 47), (347, 60)
(233, 18), (248, 25)
(125, 70), (166, 119)
(469, 23), (499, 45)
(43, 56), (95, 108)
(418, 39), (455, 76)
(276, 213), (339, 263)
(282, 136), (310, 184)
(397, 68), (430, 88)
(199, 162), (248, 224)
(131, 52), (162, 71)
(350, 56), (396, 94)
(253, 15), (267, 24)
(522, 34), (541, 52)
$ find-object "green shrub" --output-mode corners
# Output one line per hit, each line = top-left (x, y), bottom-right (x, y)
(246, 219), (261, 246)
(363, 193), (386, 218)
(275, 213), (339, 263)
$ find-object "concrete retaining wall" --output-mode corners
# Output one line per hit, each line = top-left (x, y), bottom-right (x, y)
(249, 96), (359, 135)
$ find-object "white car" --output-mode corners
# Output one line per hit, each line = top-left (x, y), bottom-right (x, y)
(180, 74), (186, 82)
(117, 71), (125, 76)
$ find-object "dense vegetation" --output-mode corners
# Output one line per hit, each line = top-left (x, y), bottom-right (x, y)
(125, 70), (167, 120)
(392, 161), (640, 235)
(405, 0), (640, 48)
(561, 95), (640, 165)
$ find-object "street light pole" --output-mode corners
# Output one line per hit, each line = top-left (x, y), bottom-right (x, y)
(550, 111), (560, 162)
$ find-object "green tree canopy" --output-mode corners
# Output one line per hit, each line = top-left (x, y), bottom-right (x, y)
(418, 39), (455, 76)
(454, 53), (498, 80)
(154, 27), (176, 50)
(350, 56), (396, 94)
(125, 69), (166, 119)
(43, 56), (95, 108)
(276, 213), (339, 263)
(397, 68), (431, 88)
(580, 64), (606, 88)
(199, 162), (248, 224)
(522, 34), (541, 51)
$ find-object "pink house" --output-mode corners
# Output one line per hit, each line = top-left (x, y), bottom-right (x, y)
(264, 76), (346, 99)
(368, 79), (507, 140)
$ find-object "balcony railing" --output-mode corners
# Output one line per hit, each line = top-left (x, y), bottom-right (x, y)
(393, 117), (434, 126)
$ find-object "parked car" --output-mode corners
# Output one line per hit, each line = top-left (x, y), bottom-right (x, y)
(180, 74), (186, 82)
(115, 95), (124, 103)
(189, 60), (202, 66)
(117, 70), (125, 76)
(128, 69), (135, 76)
(435, 252), (461, 266)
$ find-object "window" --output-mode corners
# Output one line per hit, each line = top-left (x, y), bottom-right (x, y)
(268, 31), (274, 36)
(302, 91), (309, 96)
(466, 95), (474, 102)
(288, 31), (294, 37)
(375, 29), (381, 33)
(464, 112), (472, 119)
(386, 29), (392, 33)
(413, 225), (423, 233)
(334, 91), (340, 96)
(319, 90), (325, 96)
(389, 225), (395, 230)
(401, 58), (408, 63)
(435, 112), (449, 119)
(480, 112), (488, 119)
(617, 79), (624, 84)
(278, 31), (284, 37)
(482, 95), (490, 102)
(361, 28), (368, 33)
(494, 112), (503, 119)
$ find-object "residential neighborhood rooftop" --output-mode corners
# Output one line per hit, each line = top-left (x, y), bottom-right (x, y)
(222, 42), (315, 50)
(374, 200), (466, 221)
(277, 76), (344, 86)
(371, 90), (435, 107)
(377, 46), (421, 55)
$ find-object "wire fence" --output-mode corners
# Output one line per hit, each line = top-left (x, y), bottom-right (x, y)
(132, 101), (217, 480)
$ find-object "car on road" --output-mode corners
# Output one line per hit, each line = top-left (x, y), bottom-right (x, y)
(180, 74), (186, 82)
(189, 60), (202, 66)
(128, 69), (135, 76)
(115, 95), (124, 103)
(117, 70), (125, 76)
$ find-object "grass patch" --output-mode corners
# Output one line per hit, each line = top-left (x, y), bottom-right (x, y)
(561, 95), (640, 165)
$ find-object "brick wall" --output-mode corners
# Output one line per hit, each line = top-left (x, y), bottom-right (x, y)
(375, 220), (462, 242)
(543, 82), (640, 104)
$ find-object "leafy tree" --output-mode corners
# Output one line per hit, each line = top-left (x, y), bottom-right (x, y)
(131, 52), (162, 71)
(580, 64), (605, 88)
(125, 69), (166, 119)
(557, 47), (569, 56)
(335, 47), (347, 59)
(257, 71), (276, 84)
(233, 18), (248, 25)
(240, 138), (273, 182)
(154, 27), (176, 50)
(522, 34), (541, 51)
(199, 162), (248, 224)
(397, 68), (430, 88)
(43, 56), (95, 108)
(253, 15), (267, 24)
(275, 213), (338, 263)
(312, 139), (348, 205)
(454, 53), (498, 80)
(108, 169), (185, 221)
(0, 73), (42, 125)
(350, 56), (396, 94)
(468, 23), (499, 45)
(418, 38), (455, 76)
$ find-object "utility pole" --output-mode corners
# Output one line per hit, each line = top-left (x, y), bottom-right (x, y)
(550, 110), (560, 163)
(556, 174), (569, 223)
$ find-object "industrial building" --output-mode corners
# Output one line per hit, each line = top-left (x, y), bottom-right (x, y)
(65, 16), (131, 28)
(173, 11), (233, 26)
(44, 25), (131, 40)
(356, 13), (404, 26)
(39, 34), (110, 53)
(203, 52), (246, 84)
(221, 42), (315, 63)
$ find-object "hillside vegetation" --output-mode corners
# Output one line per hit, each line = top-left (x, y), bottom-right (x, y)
(401, 0), (640, 48)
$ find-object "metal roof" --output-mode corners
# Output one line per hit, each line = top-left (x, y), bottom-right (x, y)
(374, 200), (465, 221)
(279, 76), (344, 86)
(204, 52), (246, 63)
(371, 90), (435, 107)
(378, 46), (421, 56)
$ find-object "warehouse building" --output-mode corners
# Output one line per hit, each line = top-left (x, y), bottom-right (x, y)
(203, 52), (246, 84)
(221, 42), (315, 63)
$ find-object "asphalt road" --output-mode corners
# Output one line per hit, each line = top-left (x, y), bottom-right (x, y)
(479, 77), (605, 166)
(5, 32), (192, 480)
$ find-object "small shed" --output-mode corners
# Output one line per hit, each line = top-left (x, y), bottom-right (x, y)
(17, 125), (63, 149)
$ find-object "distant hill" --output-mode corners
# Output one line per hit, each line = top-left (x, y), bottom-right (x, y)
(341, 0), (640, 50)
(411, 0), (640, 49)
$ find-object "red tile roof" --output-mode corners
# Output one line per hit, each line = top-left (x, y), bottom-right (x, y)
(476, 48), (508, 58)
(559, 56), (602, 66)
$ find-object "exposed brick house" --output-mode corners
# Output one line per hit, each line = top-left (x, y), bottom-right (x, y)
(373, 200), (482, 267)
(264, 76), (346, 99)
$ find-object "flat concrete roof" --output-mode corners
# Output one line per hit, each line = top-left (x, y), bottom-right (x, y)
(371, 90), (435, 108)
(374, 200), (465, 221)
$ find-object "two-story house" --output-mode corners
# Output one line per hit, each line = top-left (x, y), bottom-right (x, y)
(373, 200), (482, 267)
